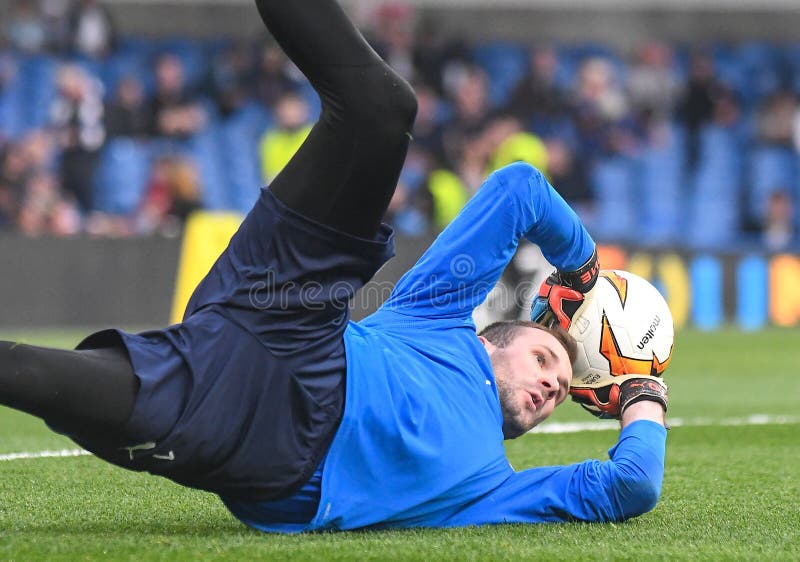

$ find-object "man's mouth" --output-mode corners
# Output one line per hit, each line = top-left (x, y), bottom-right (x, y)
(528, 391), (543, 411)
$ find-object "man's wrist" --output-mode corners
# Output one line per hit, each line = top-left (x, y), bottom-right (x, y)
(558, 247), (599, 292)
(621, 400), (666, 428)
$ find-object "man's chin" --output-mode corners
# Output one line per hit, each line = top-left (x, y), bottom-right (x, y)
(502, 419), (532, 440)
(504, 414), (550, 439)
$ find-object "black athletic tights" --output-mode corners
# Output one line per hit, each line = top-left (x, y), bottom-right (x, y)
(0, 0), (416, 429)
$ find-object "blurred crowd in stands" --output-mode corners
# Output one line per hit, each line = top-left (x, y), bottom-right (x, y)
(2, 0), (800, 250)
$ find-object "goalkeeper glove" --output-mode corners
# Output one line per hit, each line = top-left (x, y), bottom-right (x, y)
(531, 248), (599, 330)
(569, 375), (669, 420)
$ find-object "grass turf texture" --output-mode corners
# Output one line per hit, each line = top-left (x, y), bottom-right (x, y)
(0, 328), (798, 561)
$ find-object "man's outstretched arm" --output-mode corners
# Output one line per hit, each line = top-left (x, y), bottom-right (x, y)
(437, 407), (667, 526)
(381, 162), (595, 321)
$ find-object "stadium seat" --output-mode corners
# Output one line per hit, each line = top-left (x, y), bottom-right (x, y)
(687, 196), (741, 248)
(93, 137), (152, 215)
(591, 156), (637, 242)
(219, 104), (272, 213)
(157, 38), (209, 91)
(639, 123), (686, 244)
(471, 42), (528, 108)
(712, 44), (747, 100)
(736, 42), (782, 106)
(686, 125), (743, 248)
(0, 53), (25, 139)
(692, 125), (743, 196)
(18, 55), (57, 133)
(188, 127), (229, 211)
(748, 145), (797, 222)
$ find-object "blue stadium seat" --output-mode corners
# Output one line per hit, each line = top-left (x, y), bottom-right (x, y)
(691, 125), (743, 197)
(157, 38), (209, 91)
(591, 156), (637, 242)
(18, 55), (57, 133)
(783, 43), (800, 92)
(471, 42), (528, 107)
(112, 37), (157, 95)
(639, 123), (686, 244)
(0, 53), (25, 139)
(748, 145), (797, 222)
(687, 196), (741, 249)
(93, 138), (152, 215)
(736, 42), (782, 106)
(686, 125), (743, 248)
(712, 44), (747, 98)
(188, 127), (229, 210)
(219, 104), (272, 214)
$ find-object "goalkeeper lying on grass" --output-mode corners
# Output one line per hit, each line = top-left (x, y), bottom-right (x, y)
(0, 0), (669, 532)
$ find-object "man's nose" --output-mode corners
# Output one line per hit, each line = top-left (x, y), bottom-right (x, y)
(538, 370), (559, 400)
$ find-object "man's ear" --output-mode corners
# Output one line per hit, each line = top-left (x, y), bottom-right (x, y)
(478, 336), (496, 354)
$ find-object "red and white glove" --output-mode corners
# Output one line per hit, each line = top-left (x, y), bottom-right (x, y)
(570, 375), (669, 420)
(530, 248), (599, 330)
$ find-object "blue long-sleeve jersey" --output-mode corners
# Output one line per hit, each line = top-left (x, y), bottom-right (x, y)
(225, 162), (667, 532)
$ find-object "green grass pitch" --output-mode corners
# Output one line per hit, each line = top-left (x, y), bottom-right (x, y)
(0, 328), (798, 561)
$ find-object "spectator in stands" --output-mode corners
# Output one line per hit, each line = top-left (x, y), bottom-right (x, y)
(544, 137), (594, 224)
(0, 130), (77, 235)
(572, 57), (637, 161)
(383, 146), (433, 236)
(258, 92), (312, 183)
(17, 170), (80, 236)
(409, 83), (446, 164)
(0, 54), (18, 138)
(627, 41), (681, 130)
(371, 3), (416, 82)
(148, 54), (206, 140)
(0, 142), (28, 227)
(487, 130), (547, 177)
(136, 155), (201, 236)
(711, 87), (741, 129)
(760, 190), (795, 251)
(209, 42), (254, 118)
(253, 43), (298, 110)
(69, 0), (116, 59)
(440, 65), (493, 169)
(50, 63), (105, 213)
(20, 129), (57, 172)
(105, 75), (150, 138)
(507, 45), (571, 135)
(576, 57), (628, 125)
(756, 89), (797, 148)
(411, 19), (467, 97)
(5, 0), (47, 53)
(40, 0), (72, 54)
(678, 51), (723, 170)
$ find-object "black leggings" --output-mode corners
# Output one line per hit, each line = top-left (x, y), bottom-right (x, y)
(257, 0), (417, 238)
(0, 0), (416, 429)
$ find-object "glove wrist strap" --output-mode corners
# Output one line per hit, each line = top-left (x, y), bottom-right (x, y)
(619, 378), (669, 417)
(558, 247), (599, 293)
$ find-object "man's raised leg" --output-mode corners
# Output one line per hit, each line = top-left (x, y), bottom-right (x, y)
(0, 341), (138, 428)
(254, 0), (417, 239)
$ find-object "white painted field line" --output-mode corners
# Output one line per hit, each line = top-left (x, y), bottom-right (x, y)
(533, 414), (800, 434)
(0, 448), (90, 462)
(1, 414), (798, 462)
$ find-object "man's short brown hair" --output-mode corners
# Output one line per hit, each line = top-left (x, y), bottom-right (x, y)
(478, 320), (578, 367)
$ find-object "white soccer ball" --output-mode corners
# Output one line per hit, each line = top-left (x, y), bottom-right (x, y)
(568, 270), (675, 386)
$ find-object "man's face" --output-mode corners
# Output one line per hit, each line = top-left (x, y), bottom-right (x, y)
(479, 327), (572, 439)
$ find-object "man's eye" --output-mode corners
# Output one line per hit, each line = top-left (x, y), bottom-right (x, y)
(535, 353), (544, 365)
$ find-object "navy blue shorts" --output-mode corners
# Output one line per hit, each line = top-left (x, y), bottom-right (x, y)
(60, 189), (394, 500)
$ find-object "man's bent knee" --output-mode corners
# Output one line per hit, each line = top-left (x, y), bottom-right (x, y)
(325, 63), (417, 140)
